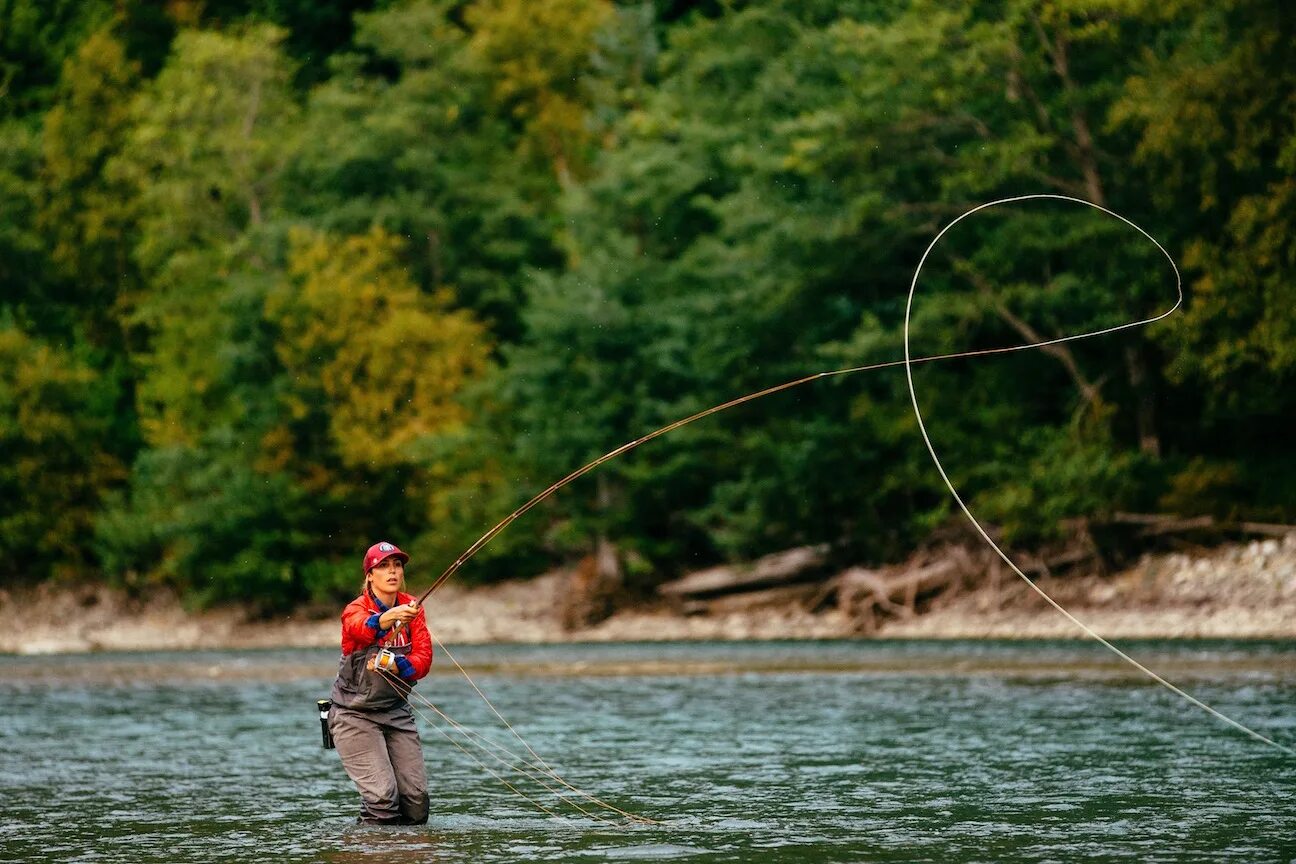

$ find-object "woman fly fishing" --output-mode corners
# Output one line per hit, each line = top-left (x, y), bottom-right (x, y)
(328, 541), (433, 824)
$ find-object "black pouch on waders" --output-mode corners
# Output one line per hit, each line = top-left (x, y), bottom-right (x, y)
(317, 699), (334, 749)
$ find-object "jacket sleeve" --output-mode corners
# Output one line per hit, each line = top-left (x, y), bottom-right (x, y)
(396, 611), (433, 681)
(340, 598), (385, 653)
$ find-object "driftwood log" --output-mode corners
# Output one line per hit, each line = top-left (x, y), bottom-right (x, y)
(1105, 512), (1296, 538)
(681, 584), (823, 617)
(659, 545), (829, 604)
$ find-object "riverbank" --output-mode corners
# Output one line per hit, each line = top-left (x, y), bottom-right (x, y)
(3, 536), (1294, 654)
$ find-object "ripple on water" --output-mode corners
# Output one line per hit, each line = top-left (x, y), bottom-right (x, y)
(597, 843), (714, 859)
(2, 640), (1295, 863)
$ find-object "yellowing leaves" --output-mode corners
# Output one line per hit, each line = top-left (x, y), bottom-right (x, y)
(39, 28), (139, 284)
(0, 327), (123, 570)
(467, 0), (611, 106)
(270, 227), (491, 469)
(466, 0), (614, 179)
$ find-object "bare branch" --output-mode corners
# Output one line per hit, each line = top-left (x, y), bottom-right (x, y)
(954, 258), (1104, 410)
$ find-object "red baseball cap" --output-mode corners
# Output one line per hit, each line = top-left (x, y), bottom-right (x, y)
(363, 541), (409, 574)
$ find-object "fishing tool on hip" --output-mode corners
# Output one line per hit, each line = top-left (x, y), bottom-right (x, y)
(317, 699), (334, 750)
(366, 648), (399, 674)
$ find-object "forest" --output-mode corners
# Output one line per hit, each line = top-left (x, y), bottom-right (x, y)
(1, 0), (1292, 612)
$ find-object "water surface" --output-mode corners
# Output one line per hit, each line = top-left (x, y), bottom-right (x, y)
(3, 640), (1294, 862)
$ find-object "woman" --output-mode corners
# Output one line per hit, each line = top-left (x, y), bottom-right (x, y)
(329, 541), (433, 824)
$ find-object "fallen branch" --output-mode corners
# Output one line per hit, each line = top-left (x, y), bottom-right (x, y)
(1106, 513), (1296, 538)
(682, 584), (822, 617)
(659, 545), (829, 600)
(832, 555), (973, 634)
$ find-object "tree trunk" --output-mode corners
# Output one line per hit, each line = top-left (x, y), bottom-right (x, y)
(426, 231), (443, 288)
(1123, 343), (1161, 458)
(957, 259), (1104, 413)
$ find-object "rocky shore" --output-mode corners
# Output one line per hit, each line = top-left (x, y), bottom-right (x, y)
(3, 536), (1294, 655)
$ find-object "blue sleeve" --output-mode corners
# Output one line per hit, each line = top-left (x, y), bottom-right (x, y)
(365, 612), (390, 639)
(395, 656), (416, 680)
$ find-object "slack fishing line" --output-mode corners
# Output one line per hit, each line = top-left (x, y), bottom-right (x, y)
(378, 665), (657, 825)
(904, 195), (1293, 757)
(398, 193), (1289, 812)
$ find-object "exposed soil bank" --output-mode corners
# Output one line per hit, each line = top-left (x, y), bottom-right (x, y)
(3, 537), (1294, 655)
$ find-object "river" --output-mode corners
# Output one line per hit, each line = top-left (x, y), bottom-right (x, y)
(2, 640), (1294, 862)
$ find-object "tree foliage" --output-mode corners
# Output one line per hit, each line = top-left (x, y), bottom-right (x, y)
(2, 0), (1292, 604)
(38, 27), (141, 345)
(0, 327), (122, 581)
(269, 227), (491, 470)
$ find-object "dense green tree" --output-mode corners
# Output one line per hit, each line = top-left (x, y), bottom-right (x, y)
(1112, 0), (1296, 519)
(95, 431), (317, 610)
(0, 326), (122, 583)
(283, 0), (564, 341)
(497, 2), (926, 573)
(0, 119), (49, 325)
(38, 28), (141, 347)
(0, 0), (113, 119)
(93, 25), (307, 605)
(110, 24), (299, 445)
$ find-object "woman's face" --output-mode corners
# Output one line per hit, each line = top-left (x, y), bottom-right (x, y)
(368, 556), (405, 595)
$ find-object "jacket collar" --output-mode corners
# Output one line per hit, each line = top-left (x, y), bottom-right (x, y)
(366, 585), (400, 612)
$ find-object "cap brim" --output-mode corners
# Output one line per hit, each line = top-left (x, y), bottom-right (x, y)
(368, 550), (410, 571)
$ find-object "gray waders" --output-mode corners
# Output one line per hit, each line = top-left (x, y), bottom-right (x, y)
(329, 641), (429, 824)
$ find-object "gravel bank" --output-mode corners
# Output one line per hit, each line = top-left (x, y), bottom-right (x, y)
(3, 537), (1293, 654)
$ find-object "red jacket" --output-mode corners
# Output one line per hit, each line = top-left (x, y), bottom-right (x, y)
(340, 589), (433, 681)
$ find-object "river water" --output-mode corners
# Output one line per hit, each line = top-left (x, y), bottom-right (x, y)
(2, 640), (1294, 863)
